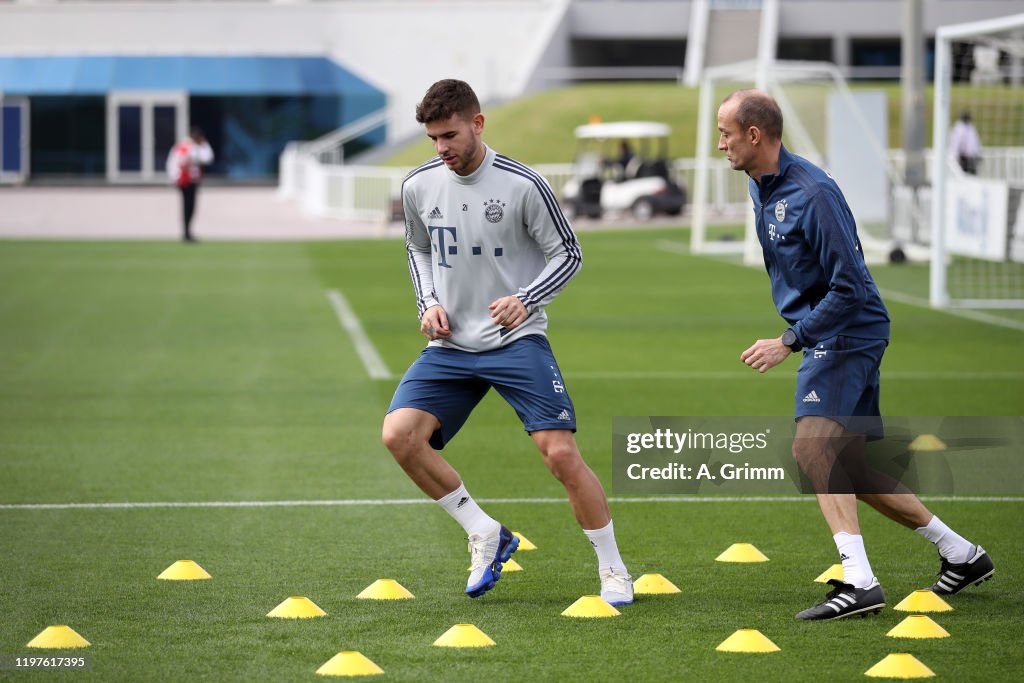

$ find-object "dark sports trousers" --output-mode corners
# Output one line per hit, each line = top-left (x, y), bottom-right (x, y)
(179, 184), (198, 239)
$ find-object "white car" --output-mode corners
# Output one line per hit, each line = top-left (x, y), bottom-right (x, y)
(561, 121), (686, 220)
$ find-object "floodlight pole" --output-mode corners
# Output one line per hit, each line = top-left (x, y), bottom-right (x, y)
(930, 28), (951, 309)
(901, 0), (927, 189)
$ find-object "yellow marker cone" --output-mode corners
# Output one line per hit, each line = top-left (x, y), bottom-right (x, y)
(909, 434), (946, 451)
(865, 653), (935, 678)
(316, 651), (384, 677)
(157, 560), (212, 580)
(26, 625), (91, 649)
(634, 573), (681, 594)
(814, 563), (844, 583)
(887, 615), (950, 639)
(715, 543), (769, 562)
(356, 578), (414, 600)
(267, 596), (327, 618)
(715, 629), (780, 653)
(894, 590), (953, 612)
(432, 624), (496, 648)
(512, 532), (537, 550)
(561, 595), (621, 618)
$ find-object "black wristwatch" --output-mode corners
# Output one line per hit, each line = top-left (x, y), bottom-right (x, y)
(781, 329), (802, 353)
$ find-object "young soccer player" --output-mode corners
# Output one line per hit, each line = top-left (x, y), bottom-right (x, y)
(382, 79), (632, 605)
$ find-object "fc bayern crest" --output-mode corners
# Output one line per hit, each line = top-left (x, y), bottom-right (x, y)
(484, 198), (505, 223)
(774, 200), (787, 222)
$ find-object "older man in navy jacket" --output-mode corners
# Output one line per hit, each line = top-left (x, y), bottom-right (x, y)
(717, 89), (994, 620)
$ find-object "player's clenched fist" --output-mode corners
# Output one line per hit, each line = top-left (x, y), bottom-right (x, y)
(421, 305), (452, 340)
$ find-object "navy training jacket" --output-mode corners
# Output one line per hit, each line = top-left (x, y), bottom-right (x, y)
(749, 145), (890, 348)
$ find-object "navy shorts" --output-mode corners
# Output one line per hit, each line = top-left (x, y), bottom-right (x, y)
(387, 334), (577, 450)
(795, 335), (888, 435)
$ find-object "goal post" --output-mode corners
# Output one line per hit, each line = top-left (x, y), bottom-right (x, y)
(930, 13), (1024, 309)
(691, 60), (904, 265)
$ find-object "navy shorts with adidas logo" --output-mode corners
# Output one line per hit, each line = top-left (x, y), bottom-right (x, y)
(387, 334), (577, 450)
(795, 335), (888, 431)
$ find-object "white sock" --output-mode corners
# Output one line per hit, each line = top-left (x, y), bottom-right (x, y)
(916, 515), (973, 564)
(834, 532), (875, 589)
(436, 483), (499, 537)
(583, 520), (628, 573)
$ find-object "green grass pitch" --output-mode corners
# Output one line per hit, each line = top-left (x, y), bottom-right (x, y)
(1, 233), (1021, 681)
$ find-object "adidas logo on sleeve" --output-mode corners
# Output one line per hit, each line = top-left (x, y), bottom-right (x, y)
(802, 390), (821, 403)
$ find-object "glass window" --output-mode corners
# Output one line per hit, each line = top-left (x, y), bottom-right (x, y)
(851, 38), (901, 68)
(30, 97), (106, 175)
(153, 105), (177, 174)
(190, 95), (374, 179)
(777, 38), (833, 63)
(118, 105), (142, 173)
(2, 104), (22, 173)
(571, 39), (688, 68)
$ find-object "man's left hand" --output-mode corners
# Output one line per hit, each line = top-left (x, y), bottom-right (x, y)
(488, 296), (528, 330)
(740, 337), (792, 373)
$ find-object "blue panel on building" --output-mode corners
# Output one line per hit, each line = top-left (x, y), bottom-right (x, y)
(1, 56), (386, 179)
(0, 55), (383, 97)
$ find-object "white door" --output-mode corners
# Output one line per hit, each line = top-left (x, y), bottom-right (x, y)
(0, 95), (30, 185)
(107, 91), (188, 183)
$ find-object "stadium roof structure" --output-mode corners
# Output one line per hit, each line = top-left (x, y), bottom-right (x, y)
(0, 55), (381, 96)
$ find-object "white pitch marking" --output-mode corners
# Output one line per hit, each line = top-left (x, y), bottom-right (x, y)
(1, 495), (1019, 511)
(326, 289), (392, 380)
(655, 239), (690, 255)
(878, 288), (1024, 333)
(563, 370), (1024, 380)
(655, 239), (1024, 333)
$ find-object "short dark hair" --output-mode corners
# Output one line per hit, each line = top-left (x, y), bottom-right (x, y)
(415, 79), (480, 124)
(724, 89), (784, 141)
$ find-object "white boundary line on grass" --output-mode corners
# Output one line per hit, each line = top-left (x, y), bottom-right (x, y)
(565, 370), (1024, 380)
(878, 288), (1024, 333)
(1, 495), (1020, 510)
(655, 239), (690, 255)
(655, 240), (1024, 332)
(326, 289), (393, 380)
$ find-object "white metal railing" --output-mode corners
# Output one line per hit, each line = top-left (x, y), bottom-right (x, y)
(278, 147), (1024, 224)
(304, 109), (390, 165)
(888, 147), (1024, 184)
(278, 108), (391, 215)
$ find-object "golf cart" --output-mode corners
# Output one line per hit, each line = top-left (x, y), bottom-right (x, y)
(561, 121), (686, 220)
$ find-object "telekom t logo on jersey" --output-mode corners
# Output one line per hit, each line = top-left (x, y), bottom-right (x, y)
(429, 226), (458, 268)
(428, 225), (504, 268)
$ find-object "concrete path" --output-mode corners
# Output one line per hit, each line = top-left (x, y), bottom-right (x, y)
(0, 185), (692, 241)
(0, 186), (401, 241)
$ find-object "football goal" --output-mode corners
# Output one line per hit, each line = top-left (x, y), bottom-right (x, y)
(930, 13), (1024, 308)
(691, 60), (905, 266)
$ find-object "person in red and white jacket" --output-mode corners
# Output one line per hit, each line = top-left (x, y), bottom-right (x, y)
(166, 126), (214, 242)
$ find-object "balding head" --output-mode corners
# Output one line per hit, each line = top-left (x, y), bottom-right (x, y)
(717, 89), (784, 180)
(722, 89), (784, 141)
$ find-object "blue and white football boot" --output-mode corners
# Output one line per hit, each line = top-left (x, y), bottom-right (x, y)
(466, 524), (519, 598)
(600, 567), (634, 606)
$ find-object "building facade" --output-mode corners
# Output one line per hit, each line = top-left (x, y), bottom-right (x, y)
(0, 0), (1019, 183)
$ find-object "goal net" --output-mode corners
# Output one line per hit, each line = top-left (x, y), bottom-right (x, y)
(691, 60), (904, 265)
(931, 13), (1024, 308)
